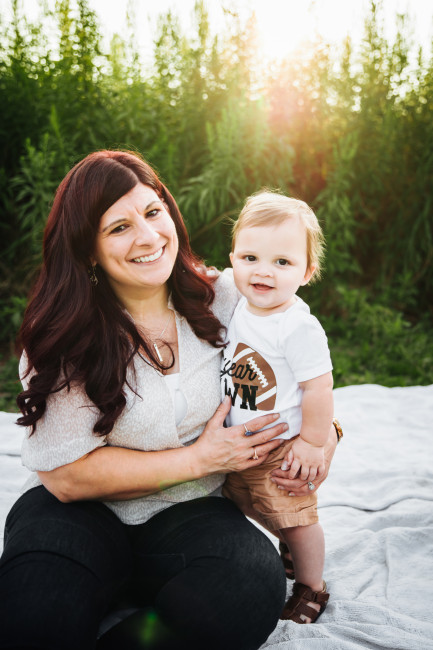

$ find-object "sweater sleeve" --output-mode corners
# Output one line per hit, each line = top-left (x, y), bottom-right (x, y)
(19, 353), (106, 472)
(210, 268), (241, 329)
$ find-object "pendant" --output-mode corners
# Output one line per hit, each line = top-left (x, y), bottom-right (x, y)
(153, 342), (163, 363)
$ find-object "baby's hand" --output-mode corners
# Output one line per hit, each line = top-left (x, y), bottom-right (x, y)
(284, 438), (326, 481)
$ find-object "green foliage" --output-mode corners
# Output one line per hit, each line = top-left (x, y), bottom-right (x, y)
(0, 0), (432, 395)
(10, 135), (59, 265)
(322, 287), (433, 387)
(179, 100), (294, 265)
(0, 295), (27, 348)
(315, 133), (362, 282)
(0, 354), (20, 412)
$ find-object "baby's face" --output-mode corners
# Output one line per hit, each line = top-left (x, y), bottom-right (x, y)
(230, 217), (314, 316)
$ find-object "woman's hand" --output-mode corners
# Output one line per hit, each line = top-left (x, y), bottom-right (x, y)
(192, 396), (288, 475)
(270, 423), (338, 495)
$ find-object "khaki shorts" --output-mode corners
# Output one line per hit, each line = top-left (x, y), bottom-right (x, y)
(222, 437), (318, 531)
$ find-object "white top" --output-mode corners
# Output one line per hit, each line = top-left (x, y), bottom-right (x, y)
(222, 295), (332, 439)
(20, 269), (240, 525)
(163, 373), (187, 426)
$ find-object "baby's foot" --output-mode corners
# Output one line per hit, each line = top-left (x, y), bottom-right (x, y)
(281, 581), (329, 623)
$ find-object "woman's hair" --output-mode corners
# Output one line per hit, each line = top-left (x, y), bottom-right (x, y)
(232, 191), (325, 279)
(17, 150), (226, 436)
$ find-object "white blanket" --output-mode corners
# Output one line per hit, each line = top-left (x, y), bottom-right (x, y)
(1, 384), (433, 649)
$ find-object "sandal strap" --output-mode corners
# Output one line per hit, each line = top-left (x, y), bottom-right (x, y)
(295, 582), (329, 605)
(281, 581), (329, 623)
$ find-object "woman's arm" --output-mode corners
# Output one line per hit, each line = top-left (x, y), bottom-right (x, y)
(270, 422), (338, 495)
(38, 397), (288, 502)
(38, 445), (210, 503)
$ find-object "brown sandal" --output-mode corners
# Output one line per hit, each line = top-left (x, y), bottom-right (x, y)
(281, 581), (329, 623)
(279, 541), (295, 580)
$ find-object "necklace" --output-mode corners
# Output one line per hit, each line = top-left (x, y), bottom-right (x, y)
(152, 311), (173, 363)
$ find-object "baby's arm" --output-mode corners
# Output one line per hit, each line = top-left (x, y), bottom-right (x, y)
(285, 371), (334, 481)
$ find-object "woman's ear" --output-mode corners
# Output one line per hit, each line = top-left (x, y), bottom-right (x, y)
(301, 264), (316, 286)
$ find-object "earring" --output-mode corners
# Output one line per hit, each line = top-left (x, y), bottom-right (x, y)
(88, 264), (98, 286)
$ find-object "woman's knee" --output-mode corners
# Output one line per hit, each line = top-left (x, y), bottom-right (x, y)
(196, 498), (285, 601)
(153, 498), (286, 649)
(3, 486), (130, 577)
(216, 513), (286, 645)
(0, 486), (132, 649)
(0, 551), (111, 649)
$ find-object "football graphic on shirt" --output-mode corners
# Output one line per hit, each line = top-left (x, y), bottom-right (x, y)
(230, 342), (277, 411)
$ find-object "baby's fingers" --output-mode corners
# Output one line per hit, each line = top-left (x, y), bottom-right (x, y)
(281, 448), (294, 471)
(316, 462), (326, 478)
(287, 458), (300, 479)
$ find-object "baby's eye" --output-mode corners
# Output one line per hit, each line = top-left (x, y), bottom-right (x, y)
(276, 258), (290, 266)
(244, 255), (256, 262)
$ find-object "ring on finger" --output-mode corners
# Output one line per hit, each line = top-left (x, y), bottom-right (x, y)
(244, 423), (253, 436)
(307, 481), (315, 491)
(252, 448), (259, 460)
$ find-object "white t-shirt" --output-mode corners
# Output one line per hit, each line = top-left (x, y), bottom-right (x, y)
(221, 295), (332, 440)
(163, 373), (187, 426)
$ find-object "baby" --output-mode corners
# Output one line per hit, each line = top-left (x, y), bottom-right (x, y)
(221, 191), (333, 623)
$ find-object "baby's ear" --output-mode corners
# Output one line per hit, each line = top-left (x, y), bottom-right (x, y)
(229, 252), (234, 266)
(301, 265), (316, 286)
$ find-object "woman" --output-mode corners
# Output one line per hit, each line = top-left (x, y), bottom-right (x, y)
(0, 150), (338, 649)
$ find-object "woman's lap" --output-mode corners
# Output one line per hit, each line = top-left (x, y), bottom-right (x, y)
(124, 496), (286, 649)
(0, 487), (285, 650)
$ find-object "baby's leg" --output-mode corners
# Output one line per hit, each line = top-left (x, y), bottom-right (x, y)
(280, 523), (326, 623)
(280, 522), (324, 592)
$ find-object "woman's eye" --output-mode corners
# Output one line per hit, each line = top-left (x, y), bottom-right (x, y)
(110, 224), (128, 234)
(147, 208), (160, 218)
(276, 259), (289, 266)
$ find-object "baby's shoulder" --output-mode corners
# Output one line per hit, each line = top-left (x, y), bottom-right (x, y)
(279, 299), (326, 343)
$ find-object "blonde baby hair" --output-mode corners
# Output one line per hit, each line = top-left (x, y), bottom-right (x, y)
(232, 190), (325, 281)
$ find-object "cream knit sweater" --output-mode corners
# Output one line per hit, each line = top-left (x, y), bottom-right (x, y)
(20, 270), (239, 525)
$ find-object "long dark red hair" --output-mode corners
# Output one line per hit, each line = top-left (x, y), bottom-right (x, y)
(17, 150), (225, 436)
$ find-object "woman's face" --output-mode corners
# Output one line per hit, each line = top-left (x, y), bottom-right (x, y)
(92, 183), (179, 301)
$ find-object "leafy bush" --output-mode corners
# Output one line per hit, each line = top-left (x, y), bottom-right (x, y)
(0, 354), (20, 412)
(0, 0), (432, 400)
(321, 287), (433, 387)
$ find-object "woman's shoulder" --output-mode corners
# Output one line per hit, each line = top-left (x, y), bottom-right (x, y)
(209, 268), (241, 328)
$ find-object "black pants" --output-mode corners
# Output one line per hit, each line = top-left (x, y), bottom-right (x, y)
(0, 486), (285, 650)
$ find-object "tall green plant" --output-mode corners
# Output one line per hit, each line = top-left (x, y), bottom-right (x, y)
(10, 134), (58, 265)
(0, 0), (432, 388)
(179, 99), (294, 265)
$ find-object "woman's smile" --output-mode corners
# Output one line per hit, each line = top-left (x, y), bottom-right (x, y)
(130, 246), (165, 264)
